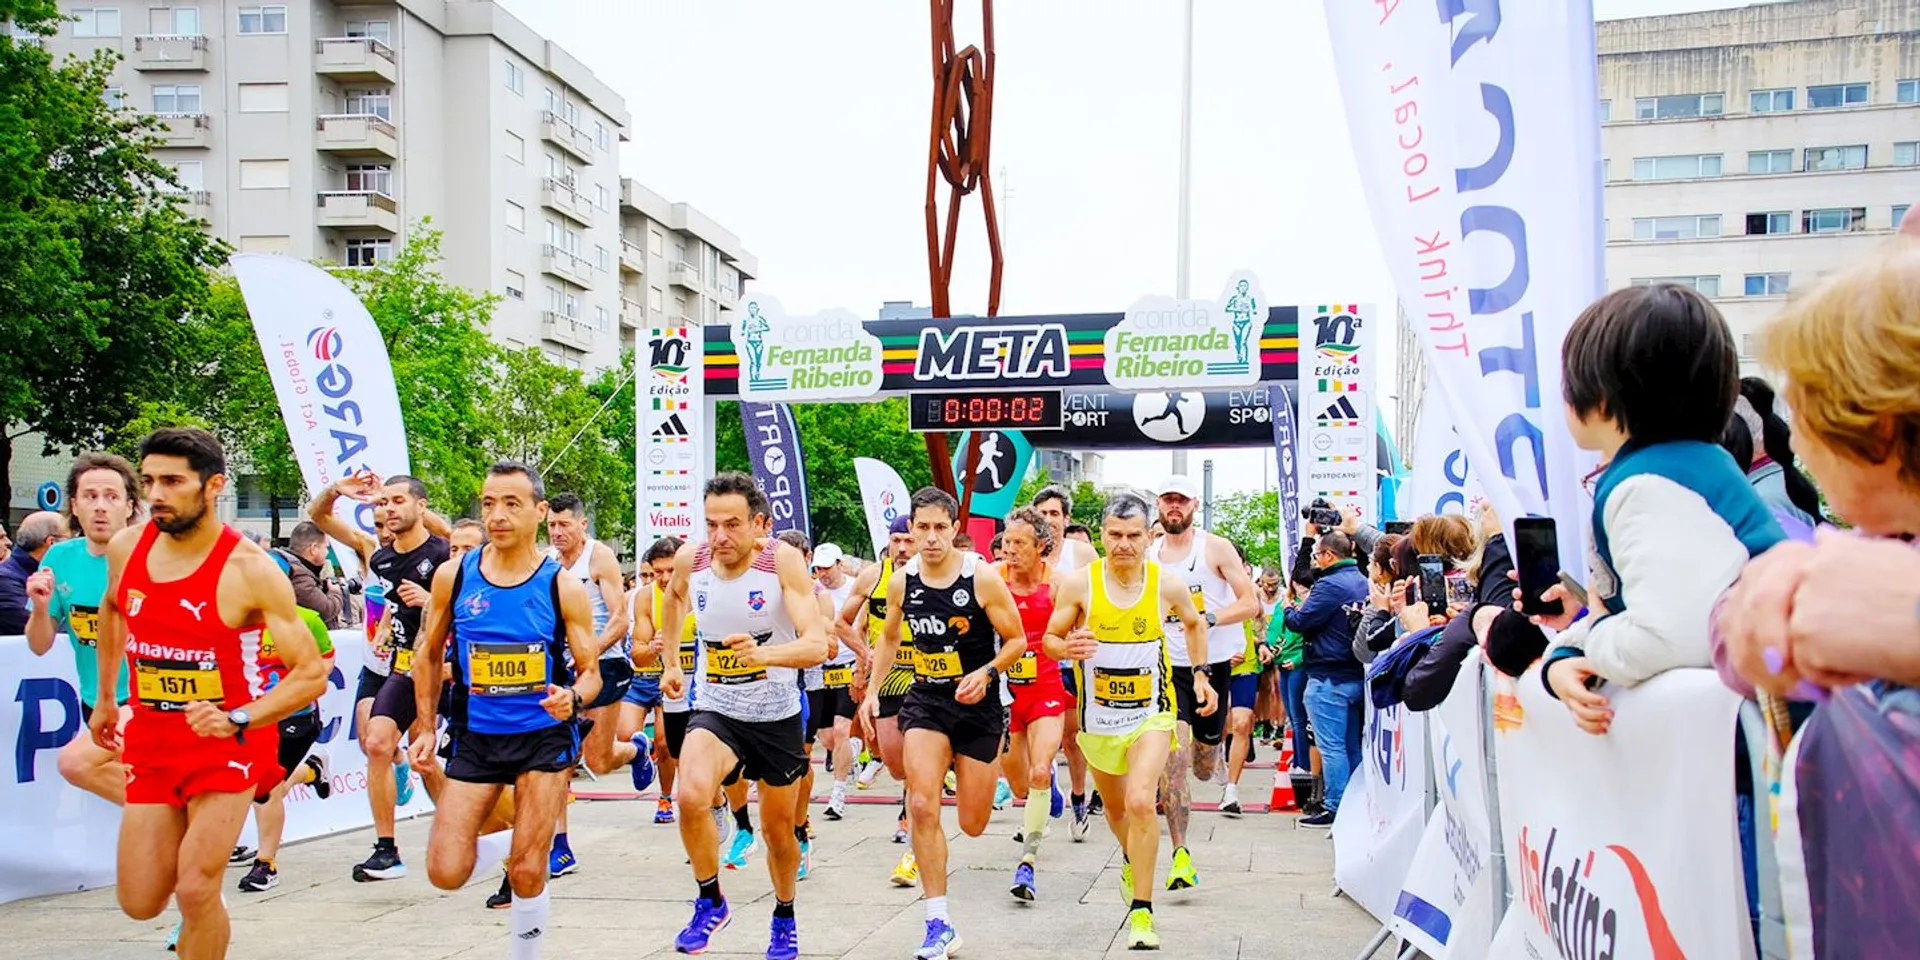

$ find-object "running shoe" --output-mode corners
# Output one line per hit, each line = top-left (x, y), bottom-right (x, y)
(892, 814), (909, 845)
(914, 919), (962, 960)
(674, 897), (731, 954)
(485, 874), (512, 909)
(630, 731), (656, 793)
(1070, 800), (1090, 842)
(797, 837), (813, 881)
(1166, 846), (1197, 891)
(1220, 783), (1243, 817)
(855, 759), (881, 789)
(352, 845), (406, 882)
(550, 845), (580, 878)
(166, 920), (181, 952)
(824, 784), (846, 821)
(1010, 859), (1037, 901)
(1299, 809), (1336, 827)
(1119, 860), (1133, 903)
(302, 753), (332, 799)
(1049, 773), (1065, 820)
(890, 851), (918, 887)
(1087, 790), (1105, 815)
(1126, 908), (1160, 950)
(766, 914), (799, 960)
(722, 828), (758, 871)
(237, 859), (278, 892)
(228, 845), (256, 866)
(394, 760), (416, 807)
(943, 770), (957, 796)
(992, 778), (1014, 810)
(712, 804), (736, 856)
(656, 796), (676, 824)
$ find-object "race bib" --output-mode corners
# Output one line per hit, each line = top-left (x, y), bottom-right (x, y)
(893, 644), (918, 670)
(1007, 651), (1039, 685)
(823, 664), (854, 689)
(135, 658), (222, 711)
(635, 654), (663, 677)
(1166, 585), (1206, 624)
(1092, 667), (1153, 708)
(704, 636), (769, 685)
(69, 607), (101, 647)
(915, 648), (962, 682)
(469, 641), (546, 697)
(678, 646), (698, 672)
(393, 645), (415, 675)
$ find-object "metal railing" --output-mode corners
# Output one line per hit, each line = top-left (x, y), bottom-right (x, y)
(134, 34), (209, 50)
(316, 113), (398, 138)
(316, 190), (398, 212)
(313, 36), (395, 61)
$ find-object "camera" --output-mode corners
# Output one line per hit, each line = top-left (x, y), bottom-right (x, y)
(1301, 497), (1343, 532)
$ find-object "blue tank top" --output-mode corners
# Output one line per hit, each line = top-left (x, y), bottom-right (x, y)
(450, 546), (572, 735)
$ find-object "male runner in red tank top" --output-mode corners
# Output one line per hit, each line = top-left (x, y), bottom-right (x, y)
(996, 507), (1070, 902)
(90, 429), (328, 960)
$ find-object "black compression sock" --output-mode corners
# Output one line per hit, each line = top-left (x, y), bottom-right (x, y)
(375, 836), (396, 852)
(697, 875), (722, 904)
(795, 825), (808, 844)
(1071, 793), (1086, 805)
(773, 899), (795, 920)
(1131, 899), (1153, 913)
(734, 807), (752, 832)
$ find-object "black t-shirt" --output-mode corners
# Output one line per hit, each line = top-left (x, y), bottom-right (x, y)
(901, 555), (996, 696)
(370, 534), (451, 670)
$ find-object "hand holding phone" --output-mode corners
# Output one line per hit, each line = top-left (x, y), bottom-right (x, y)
(1417, 554), (1448, 608)
(1513, 518), (1566, 617)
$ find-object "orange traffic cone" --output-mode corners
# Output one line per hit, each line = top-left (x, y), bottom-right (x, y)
(1276, 745), (1294, 770)
(1268, 772), (1299, 812)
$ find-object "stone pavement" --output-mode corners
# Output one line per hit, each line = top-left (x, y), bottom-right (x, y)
(1, 775), (1381, 960)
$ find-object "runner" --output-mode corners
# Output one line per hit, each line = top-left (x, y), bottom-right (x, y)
(407, 461), (604, 960)
(1220, 554), (1273, 817)
(90, 428), (329, 960)
(809, 543), (865, 823)
(835, 515), (919, 885)
(544, 493), (638, 878)
(309, 472), (453, 883)
(1144, 474), (1259, 889)
(24, 452), (141, 805)
(1031, 485), (1098, 836)
(654, 472), (832, 959)
(624, 537), (690, 826)
(995, 507), (1071, 900)
(1044, 492), (1213, 950)
(237, 604), (337, 893)
(862, 487), (1029, 960)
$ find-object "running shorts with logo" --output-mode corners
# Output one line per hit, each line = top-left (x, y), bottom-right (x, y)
(688, 539), (809, 786)
(368, 536), (452, 728)
(1007, 578), (1069, 735)
(118, 523), (279, 806)
(895, 554), (1005, 764)
(441, 547), (581, 785)
(1074, 559), (1179, 777)
(1171, 664), (1230, 745)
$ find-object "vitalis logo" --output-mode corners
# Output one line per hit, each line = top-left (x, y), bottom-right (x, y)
(1515, 825), (1685, 960)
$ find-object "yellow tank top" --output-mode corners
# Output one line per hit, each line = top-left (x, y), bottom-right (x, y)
(641, 583), (697, 677)
(869, 557), (917, 675)
(1078, 559), (1173, 734)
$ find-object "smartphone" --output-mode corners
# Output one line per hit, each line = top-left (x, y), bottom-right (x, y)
(1384, 520), (1414, 537)
(1417, 554), (1448, 607)
(1445, 570), (1474, 606)
(1513, 517), (1565, 617)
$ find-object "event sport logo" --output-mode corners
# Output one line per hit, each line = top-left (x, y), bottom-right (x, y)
(1515, 825), (1685, 960)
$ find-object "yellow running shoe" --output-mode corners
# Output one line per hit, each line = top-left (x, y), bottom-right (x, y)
(1118, 860), (1133, 903)
(1127, 907), (1160, 950)
(891, 851), (919, 887)
(1165, 846), (1198, 891)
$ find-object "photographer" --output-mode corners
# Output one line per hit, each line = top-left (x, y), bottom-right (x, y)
(1282, 531), (1369, 826)
(1289, 500), (1383, 589)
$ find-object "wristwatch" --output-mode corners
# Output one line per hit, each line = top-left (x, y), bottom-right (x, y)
(1193, 664), (1212, 681)
(984, 665), (1002, 684)
(569, 688), (585, 718)
(227, 707), (251, 734)
(1203, 611), (1219, 628)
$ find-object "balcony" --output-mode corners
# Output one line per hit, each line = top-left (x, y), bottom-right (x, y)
(668, 260), (701, 290)
(620, 297), (644, 329)
(619, 239), (645, 275)
(715, 283), (738, 306)
(541, 312), (596, 351)
(314, 37), (397, 84)
(169, 189), (213, 222)
(542, 111), (594, 163)
(131, 35), (208, 70)
(316, 190), (399, 233)
(540, 178), (594, 227)
(153, 113), (212, 148)
(315, 114), (399, 159)
(541, 244), (595, 288)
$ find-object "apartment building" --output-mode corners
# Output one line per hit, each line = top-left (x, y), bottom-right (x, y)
(42, 0), (633, 371)
(617, 179), (757, 357)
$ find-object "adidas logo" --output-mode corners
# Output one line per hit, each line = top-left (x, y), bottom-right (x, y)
(519, 927), (543, 940)
(652, 414), (690, 438)
(1318, 396), (1360, 422)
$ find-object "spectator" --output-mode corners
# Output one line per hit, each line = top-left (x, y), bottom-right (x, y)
(1532, 283), (1784, 735)
(1402, 505), (1521, 710)
(1354, 533), (1405, 662)
(1720, 379), (1823, 529)
(1285, 531), (1369, 826)
(1267, 582), (1318, 812)
(276, 521), (345, 629)
(0, 519), (12, 565)
(0, 512), (66, 634)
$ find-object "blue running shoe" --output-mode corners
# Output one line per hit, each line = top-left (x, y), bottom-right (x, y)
(394, 760), (415, 807)
(630, 731), (656, 793)
(1010, 859), (1037, 901)
(796, 836), (813, 881)
(766, 914), (799, 960)
(549, 846), (579, 878)
(992, 778), (1014, 810)
(1049, 772), (1065, 819)
(674, 897), (731, 954)
(914, 919), (963, 960)
(722, 828), (758, 871)
(165, 920), (181, 952)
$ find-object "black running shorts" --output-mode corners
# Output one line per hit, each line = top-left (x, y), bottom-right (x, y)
(687, 710), (807, 787)
(255, 711), (322, 803)
(897, 687), (1005, 765)
(663, 709), (691, 759)
(370, 671), (417, 732)
(1171, 664), (1230, 746)
(444, 725), (581, 785)
(584, 658), (634, 711)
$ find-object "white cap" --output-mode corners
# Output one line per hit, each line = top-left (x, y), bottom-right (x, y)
(812, 543), (844, 568)
(1158, 474), (1201, 501)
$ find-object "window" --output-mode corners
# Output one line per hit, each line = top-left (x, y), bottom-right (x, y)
(504, 60), (525, 96)
(152, 7), (199, 35)
(1598, 99), (1610, 121)
(1743, 273), (1790, 297)
(544, 87), (561, 114)
(72, 8), (121, 37)
(238, 82), (288, 112)
(505, 270), (525, 300)
(564, 291), (582, 319)
(594, 183), (610, 210)
(1631, 215), (1720, 241)
(1900, 80), (1918, 103)
(649, 230), (665, 256)
(345, 163), (391, 194)
(238, 159), (289, 189)
(505, 200), (525, 232)
(1803, 207), (1867, 233)
(168, 160), (203, 192)
(102, 86), (125, 110)
(152, 84), (202, 115)
(1745, 212), (1791, 235)
(1749, 88), (1793, 113)
(344, 20), (391, 43)
(1747, 150), (1792, 175)
(648, 287), (664, 313)
(237, 5), (287, 34)
(1631, 275), (1721, 297)
(543, 218), (561, 247)
(1632, 154), (1721, 181)
(1896, 142), (1918, 166)
(1805, 145), (1867, 171)
(595, 245), (611, 272)
(1634, 93), (1722, 119)
(595, 306), (611, 332)
(1896, 205), (1910, 230)
(563, 227), (582, 255)
(238, 235), (290, 254)
(344, 88), (392, 120)
(505, 132), (525, 164)
(1806, 83), (1868, 109)
(344, 238), (393, 268)
(594, 120), (609, 151)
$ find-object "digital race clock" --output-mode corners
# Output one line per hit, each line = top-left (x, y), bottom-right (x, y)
(909, 390), (1064, 432)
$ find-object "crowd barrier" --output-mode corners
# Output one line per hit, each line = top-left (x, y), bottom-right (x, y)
(0, 630), (433, 904)
(1332, 652), (1762, 960)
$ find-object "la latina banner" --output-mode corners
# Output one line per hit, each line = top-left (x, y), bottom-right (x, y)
(638, 322), (705, 547)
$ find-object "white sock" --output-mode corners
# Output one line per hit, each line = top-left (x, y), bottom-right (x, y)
(830, 781), (846, 800)
(475, 829), (513, 870)
(925, 895), (948, 924)
(508, 889), (550, 960)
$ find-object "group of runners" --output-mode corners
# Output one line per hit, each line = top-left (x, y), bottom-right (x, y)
(23, 426), (1283, 960)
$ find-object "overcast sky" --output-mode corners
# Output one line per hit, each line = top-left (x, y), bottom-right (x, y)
(503, 0), (1754, 497)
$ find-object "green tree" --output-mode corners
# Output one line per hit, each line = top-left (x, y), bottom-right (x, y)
(490, 346), (634, 550)
(0, 3), (228, 504)
(713, 399), (935, 558)
(1210, 489), (1281, 571)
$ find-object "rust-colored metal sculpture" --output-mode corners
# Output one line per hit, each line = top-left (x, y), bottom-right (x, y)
(922, 0), (1002, 515)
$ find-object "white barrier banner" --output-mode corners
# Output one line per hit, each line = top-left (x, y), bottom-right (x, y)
(1490, 667), (1752, 959)
(233, 253), (411, 575)
(1333, 687), (1429, 922)
(1323, 0), (1601, 576)
(0, 630), (431, 904)
(1392, 656), (1496, 957)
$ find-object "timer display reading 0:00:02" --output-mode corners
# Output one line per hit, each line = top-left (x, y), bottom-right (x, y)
(908, 390), (1064, 432)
